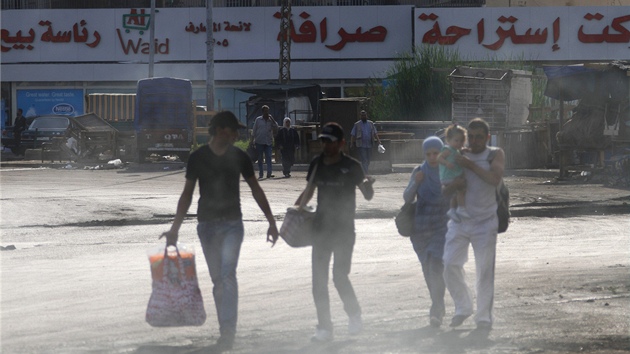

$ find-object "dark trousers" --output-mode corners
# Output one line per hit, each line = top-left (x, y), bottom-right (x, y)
(280, 148), (295, 175)
(312, 234), (361, 331)
(418, 251), (446, 320)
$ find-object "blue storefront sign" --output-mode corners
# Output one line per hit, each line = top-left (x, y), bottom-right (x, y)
(17, 89), (84, 118)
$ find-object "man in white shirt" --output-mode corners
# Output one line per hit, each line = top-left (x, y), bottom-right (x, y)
(442, 118), (505, 332)
(250, 105), (279, 179)
(350, 110), (381, 174)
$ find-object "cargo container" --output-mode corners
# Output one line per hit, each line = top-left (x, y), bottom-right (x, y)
(134, 77), (193, 162)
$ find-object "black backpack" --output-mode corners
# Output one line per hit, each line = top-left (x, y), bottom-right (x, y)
(487, 147), (510, 233)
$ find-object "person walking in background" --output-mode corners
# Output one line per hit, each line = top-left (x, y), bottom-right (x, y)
(275, 117), (300, 178)
(438, 124), (471, 222)
(12, 108), (27, 155)
(161, 111), (279, 351)
(403, 136), (450, 328)
(442, 118), (505, 331)
(350, 110), (381, 174)
(251, 105), (279, 179)
(295, 122), (375, 343)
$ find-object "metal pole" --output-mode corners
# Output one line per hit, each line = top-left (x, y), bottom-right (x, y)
(149, 0), (156, 78)
(206, 0), (215, 111)
(558, 92), (567, 180)
(279, 0), (291, 84)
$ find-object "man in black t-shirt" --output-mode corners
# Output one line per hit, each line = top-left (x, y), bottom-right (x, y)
(162, 111), (278, 351)
(295, 122), (375, 342)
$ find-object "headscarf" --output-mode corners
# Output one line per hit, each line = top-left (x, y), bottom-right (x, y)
(417, 136), (444, 204)
(422, 136), (443, 152)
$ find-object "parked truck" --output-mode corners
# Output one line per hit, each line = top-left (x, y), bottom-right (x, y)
(134, 77), (194, 162)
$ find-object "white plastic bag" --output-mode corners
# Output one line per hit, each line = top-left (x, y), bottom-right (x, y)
(107, 159), (123, 167)
(377, 144), (386, 154)
(280, 206), (315, 247)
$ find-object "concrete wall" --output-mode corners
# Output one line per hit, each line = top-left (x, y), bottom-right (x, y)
(507, 70), (533, 128)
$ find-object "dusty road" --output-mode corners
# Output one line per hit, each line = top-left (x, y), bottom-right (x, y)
(0, 164), (629, 354)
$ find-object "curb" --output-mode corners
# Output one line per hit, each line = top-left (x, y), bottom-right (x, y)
(1, 159), (561, 179)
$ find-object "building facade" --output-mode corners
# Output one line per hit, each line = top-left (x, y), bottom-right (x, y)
(1, 0), (629, 125)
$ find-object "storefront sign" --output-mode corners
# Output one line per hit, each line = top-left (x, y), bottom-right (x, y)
(414, 7), (630, 61)
(1, 6), (413, 62)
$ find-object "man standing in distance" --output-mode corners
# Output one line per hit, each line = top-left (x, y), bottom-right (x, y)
(251, 105), (278, 179)
(350, 110), (381, 174)
(12, 108), (27, 155)
(275, 117), (300, 178)
(296, 122), (376, 342)
(442, 118), (505, 331)
(162, 111), (279, 350)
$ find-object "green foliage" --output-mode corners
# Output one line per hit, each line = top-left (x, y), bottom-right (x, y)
(191, 140), (251, 153)
(233, 139), (250, 151)
(366, 46), (549, 123)
(365, 45), (462, 121)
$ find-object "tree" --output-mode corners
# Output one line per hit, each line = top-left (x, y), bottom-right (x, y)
(365, 46), (546, 123)
(365, 45), (461, 121)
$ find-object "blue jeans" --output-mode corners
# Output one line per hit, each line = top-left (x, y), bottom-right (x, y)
(197, 220), (244, 336)
(256, 143), (273, 177)
(357, 147), (372, 174)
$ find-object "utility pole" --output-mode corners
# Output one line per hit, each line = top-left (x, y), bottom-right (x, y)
(279, 0), (291, 84)
(206, 0), (215, 110)
(148, 0), (156, 78)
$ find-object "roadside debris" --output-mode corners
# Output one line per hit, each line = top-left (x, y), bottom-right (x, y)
(108, 159), (123, 167)
(83, 159), (126, 170)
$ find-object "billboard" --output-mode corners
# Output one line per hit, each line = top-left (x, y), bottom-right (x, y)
(17, 89), (84, 117)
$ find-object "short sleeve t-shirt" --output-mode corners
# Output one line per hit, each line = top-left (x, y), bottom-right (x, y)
(186, 144), (255, 222)
(439, 145), (464, 183)
(306, 153), (365, 234)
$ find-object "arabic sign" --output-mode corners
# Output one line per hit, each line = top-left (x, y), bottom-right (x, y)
(414, 7), (630, 61)
(3, 7), (628, 64)
(1, 6), (412, 63)
(17, 89), (84, 118)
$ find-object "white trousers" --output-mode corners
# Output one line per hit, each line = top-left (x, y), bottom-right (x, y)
(443, 215), (497, 325)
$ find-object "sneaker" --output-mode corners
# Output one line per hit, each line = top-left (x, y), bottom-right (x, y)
(215, 333), (235, 351)
(457, 207), (471, 219)
(348, 314), (363, 335)
(267, 174), (275, 178)
(429, 316), (442, 328)
(311, 328), (333, 342)
(449, 314), (471, 327)
(258, 175), (264, 180)
(447, 208), (461, 222)
(476, 321), (492, 330)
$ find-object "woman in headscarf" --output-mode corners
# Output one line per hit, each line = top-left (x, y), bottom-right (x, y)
(275, 117), (300, 177)
(402, 136), (450, 328)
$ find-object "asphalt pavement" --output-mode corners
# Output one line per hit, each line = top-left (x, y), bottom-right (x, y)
(1, 150), (628, 354)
